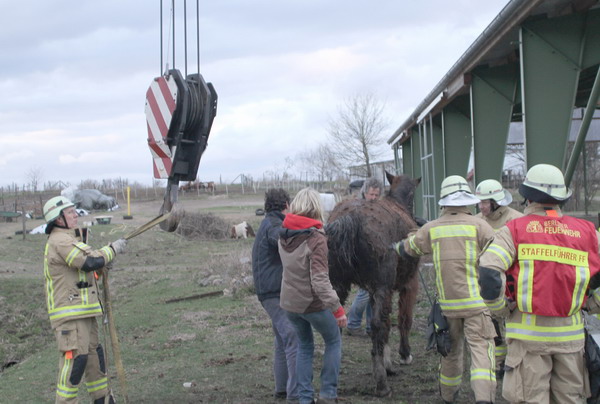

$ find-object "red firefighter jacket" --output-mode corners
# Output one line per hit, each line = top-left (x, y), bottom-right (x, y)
(505, 214), (600, 318)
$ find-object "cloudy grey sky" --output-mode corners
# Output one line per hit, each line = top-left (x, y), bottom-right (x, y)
(0, 0), (509, 188)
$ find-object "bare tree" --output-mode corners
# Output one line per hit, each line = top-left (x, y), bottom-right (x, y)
(506, 144), (525, 165)
(297, 144), (345, 182)
(26, 166), (44, 192)
(327, 93), (389, 177)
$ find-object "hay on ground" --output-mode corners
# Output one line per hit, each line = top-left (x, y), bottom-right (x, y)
(175, 212), (229, 240)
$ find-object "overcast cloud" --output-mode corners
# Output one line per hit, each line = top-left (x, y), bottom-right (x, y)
(0, 0), (509, 188)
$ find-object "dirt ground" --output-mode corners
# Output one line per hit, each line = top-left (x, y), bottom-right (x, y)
(0, 192), (511, 403)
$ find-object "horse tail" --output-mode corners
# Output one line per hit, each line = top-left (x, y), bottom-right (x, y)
(326, 214), (361, 268)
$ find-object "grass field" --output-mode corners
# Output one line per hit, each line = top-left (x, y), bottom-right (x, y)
(0, 193), (508, 403)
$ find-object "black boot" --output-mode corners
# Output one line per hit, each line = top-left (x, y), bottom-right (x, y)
(94, 394), (116, 404)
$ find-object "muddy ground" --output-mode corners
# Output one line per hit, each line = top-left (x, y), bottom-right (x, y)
(0, 192), (512, 403)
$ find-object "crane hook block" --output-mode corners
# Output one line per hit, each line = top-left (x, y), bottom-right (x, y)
(145, 69), (218, 182)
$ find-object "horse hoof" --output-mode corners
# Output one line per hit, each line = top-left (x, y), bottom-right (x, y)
(386, 368), (398, 376)
(398, 354), (413, 365)
(375, 386), (392, 398)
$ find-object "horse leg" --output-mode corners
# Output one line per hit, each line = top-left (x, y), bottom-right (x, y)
(397, 272), (418, 365)
(369, 287), (393, 397)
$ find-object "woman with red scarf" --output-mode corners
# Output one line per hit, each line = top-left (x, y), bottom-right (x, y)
(279, 187), (347, 404)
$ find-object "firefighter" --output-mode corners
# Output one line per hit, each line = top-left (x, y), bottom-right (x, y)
(475, 179), (523, 379)
(42, 196), (127, 404)
(393, 175), (497, 404)
(479, 163), (600, 403)
(475, 179), (523, 229)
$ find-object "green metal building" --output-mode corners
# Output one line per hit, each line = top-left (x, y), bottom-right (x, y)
(388, 0), (600, 220)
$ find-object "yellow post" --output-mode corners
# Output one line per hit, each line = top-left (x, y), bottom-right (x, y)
(123, 186), (133, 220)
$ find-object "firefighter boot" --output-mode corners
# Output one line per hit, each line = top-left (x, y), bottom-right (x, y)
(93, 393), (116, 404)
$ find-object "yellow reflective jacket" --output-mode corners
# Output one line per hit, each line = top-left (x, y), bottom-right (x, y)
(402, 206), (495, 318)
(44, 227), (115, 329)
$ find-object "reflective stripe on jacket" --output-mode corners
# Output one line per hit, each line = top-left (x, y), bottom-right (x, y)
(506, 214), (600, 318)
(44, 228), (114, 329)
(505, 310), (585, 342)
(480, 203), (600, 349)
(403, 206), (495, 318)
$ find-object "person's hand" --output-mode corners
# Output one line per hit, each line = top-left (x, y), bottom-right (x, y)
(110, 238), (127, 254)
(414, 216), (428, 227)
(336, 314), (348, 328)
(507, 298), (517, 313)
(333, 306), (347, 328)
(390, 241), (402, 255)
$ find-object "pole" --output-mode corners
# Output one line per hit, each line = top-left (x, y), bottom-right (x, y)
(102, 271), (129, 404)
(565, 66), (600, 186)
(124, 186), (133, 220)
(584, 144), (588, 215)
(21, 208), (26, 241)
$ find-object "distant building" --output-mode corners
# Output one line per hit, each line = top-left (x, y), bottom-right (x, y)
(348, 159), (397, 186)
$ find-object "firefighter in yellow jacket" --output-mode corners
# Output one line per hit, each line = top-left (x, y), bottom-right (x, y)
(475, 179), (524, 379)
(43, 196), (127, 404)
(394, 175), (497, 404)
(479, 164), (600, 403)
(475, 179), (523, 229)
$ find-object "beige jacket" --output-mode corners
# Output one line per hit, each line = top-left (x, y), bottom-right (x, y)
(476, 205), (523, 230)
(44, 228), (115, 329)
(278, 228), (341, 314)
(403, 206), (495, 318)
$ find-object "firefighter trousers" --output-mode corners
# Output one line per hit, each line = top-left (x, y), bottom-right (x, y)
(439, 312), (497, 403)
(54, 317), (109, 404)
(502, 339), (588, 404)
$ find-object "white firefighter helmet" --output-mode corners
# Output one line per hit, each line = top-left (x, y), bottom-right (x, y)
(439, 175), (471, 198)
(43, 196), (75, 224)
(438, 175), (480, 206)
(519, 163), (572, 203)
(475, 179), (513, 206)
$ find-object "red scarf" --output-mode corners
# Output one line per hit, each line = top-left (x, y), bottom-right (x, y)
(282, 213), (323, 230)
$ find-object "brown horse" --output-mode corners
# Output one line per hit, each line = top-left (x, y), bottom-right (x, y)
(326, 172), (421, 397)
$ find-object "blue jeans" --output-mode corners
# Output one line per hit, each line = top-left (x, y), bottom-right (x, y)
(286, 310), (342, 404)
(347, 288), (372, 332)
(261, 298), (299, 400)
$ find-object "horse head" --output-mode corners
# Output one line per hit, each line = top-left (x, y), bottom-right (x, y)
(385, 171), (421, 213)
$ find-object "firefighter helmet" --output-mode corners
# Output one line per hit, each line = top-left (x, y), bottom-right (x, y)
(475, 179), (513, 206)
(519, 164), (572, 203)
(438, 175), (480, 206)
(43, 196), (75, 224)
(439, 175), (472, 199)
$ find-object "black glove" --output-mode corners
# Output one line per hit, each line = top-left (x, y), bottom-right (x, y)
(414, 216), (428, 227)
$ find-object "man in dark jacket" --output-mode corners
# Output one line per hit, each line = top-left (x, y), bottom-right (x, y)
(252, 188), (298, 402)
